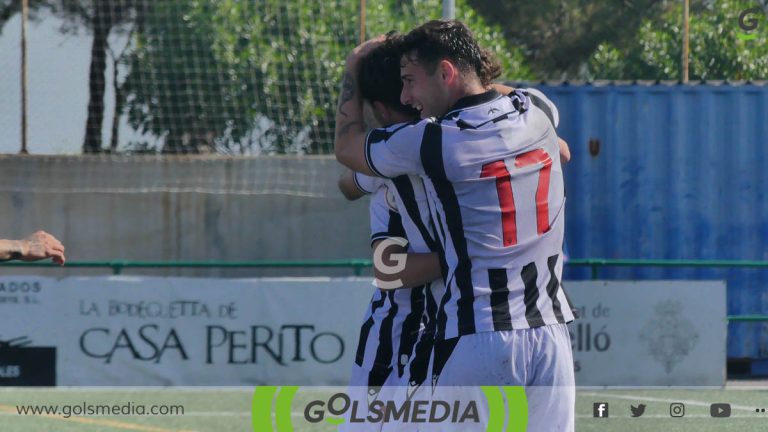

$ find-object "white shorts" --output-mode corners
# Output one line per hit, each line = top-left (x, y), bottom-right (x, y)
(342, 288), (430, 432)
(342, 295), (402, 432)
(429, 324), (575, 432)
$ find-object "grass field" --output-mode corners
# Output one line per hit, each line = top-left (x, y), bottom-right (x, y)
(2, 384), (768, 431)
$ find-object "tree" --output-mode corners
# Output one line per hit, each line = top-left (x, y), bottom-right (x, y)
(467, 0), (666, 78)
(120, 0), (362, 154)
(366, 0), (534, 81)
(120, 0), (533, 154)
(3, 0), (534, 154)
(588, 0), (768, 80)
(1, 0), (138, 153)
(61, 1), (137, 153)
(0, 0), (46, 32)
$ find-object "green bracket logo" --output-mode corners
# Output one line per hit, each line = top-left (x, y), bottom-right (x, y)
(251, 386), (528, 432)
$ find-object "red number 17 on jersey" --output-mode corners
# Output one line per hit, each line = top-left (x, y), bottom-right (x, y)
(480, 148), (552, 247)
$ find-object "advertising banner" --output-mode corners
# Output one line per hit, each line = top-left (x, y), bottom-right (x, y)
(1, 277), (374, 386)
(566, 280), (727, 387)
(0, 277), (726, 386)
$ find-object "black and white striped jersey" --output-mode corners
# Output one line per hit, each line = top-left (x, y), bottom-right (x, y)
(363, 88), (576, 340)
(352, 171), (384, 195)
(354, 179), (443, 379)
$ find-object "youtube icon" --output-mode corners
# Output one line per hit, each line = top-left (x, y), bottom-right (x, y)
(710, 403), (731, 418)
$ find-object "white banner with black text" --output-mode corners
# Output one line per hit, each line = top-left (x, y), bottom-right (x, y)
(0, 277), (725, 386)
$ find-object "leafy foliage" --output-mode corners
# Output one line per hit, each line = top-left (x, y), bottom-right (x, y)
(588, 0), (768, 80)
(467, 0), (665, 78)
(7, 1), (763, 154)
(120, 0), (531, 154)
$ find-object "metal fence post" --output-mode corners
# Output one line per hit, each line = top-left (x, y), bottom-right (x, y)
(442, 0), (455, 19)
(359, 0), (366, 44)
(20, 0), (29, 154)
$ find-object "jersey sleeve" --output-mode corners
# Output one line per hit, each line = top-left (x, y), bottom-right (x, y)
(523, 87), (559, 129)
(353, 172), (384, 195)
(364, 120), (429, 178)
(369, 186), (407, 246)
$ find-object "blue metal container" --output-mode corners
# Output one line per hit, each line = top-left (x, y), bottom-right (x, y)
(526, 82), (768, 359)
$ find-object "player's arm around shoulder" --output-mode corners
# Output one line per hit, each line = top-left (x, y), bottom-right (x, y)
(334, 37), (385, 176)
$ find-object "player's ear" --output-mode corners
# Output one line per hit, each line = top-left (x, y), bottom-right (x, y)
(372, 101), (390, 124)
(439, 60), (458, 84)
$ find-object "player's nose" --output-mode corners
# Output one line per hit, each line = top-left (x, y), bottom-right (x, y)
(400, 87), (410, 107)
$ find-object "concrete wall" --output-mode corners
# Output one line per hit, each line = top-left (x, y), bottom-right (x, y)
(0, 155), (372, 277)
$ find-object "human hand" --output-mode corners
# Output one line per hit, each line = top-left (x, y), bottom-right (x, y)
(20, 231), (66, 265)
(348, 34), (387, 63)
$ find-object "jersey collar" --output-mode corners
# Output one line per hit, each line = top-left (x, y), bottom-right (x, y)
(444, 89), (501, 117)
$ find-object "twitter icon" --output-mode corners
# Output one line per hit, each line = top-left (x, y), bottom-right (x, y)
(631, 404), (646, 417)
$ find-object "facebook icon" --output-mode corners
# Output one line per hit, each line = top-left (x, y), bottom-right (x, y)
(593, 402), (609, 418)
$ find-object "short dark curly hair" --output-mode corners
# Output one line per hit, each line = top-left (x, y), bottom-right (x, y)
(399, 20), (500, 86)
(358, 34), (419, 117)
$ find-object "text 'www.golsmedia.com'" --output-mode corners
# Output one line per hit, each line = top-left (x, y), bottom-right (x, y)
(15, 402), (184, 418)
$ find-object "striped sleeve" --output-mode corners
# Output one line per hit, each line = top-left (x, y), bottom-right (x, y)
(523, 88), (559, 128)
(353, 172), (384, 195)
(365, 120), (428, 178)
(369, 186), (407, 246)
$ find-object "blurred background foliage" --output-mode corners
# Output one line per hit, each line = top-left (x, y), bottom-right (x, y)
(0, 0), (765, 153)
